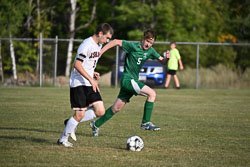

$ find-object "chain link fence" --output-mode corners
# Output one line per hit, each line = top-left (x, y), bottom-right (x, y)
(0, 35), (249, 88)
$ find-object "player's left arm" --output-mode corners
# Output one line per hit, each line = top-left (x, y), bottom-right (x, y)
(176, 49), (184, 70)
(178, 58), (184, 70)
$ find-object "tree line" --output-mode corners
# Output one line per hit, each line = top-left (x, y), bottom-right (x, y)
(0, 0), (249, 80)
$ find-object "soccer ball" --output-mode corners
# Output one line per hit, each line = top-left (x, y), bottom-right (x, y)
(126, 136), (144, 152)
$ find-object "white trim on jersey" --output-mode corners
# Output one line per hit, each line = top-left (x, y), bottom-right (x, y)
(72, 100), (103, 111)
(70, 37), (102, 87)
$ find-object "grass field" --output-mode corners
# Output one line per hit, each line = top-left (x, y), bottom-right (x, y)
(0, 87), (250, 167)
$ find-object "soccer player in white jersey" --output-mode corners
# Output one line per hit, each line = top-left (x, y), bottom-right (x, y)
(57, 23), (113, 147)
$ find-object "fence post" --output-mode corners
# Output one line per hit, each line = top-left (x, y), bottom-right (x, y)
(39, 33), (43, 87)
(115, 45), (119, 87)
(196, 44), (200, 89)
(0, 40), (3, 82)
(53, 36), (58, 87)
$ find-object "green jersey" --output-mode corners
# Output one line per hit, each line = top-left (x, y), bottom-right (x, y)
(168, 48), (181, 70)
(122, 40), (160, 80)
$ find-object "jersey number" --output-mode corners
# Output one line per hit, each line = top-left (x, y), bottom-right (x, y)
(137, 58), (142, 65)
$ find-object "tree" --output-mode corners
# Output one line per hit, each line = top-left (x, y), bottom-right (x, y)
(0, 0), (28, 80)
(227, 0), (250, 72)
(28, 0), (52, 76)
(0, 0), (249, 79)
(9, 34), (17, 80)
(65, 0), (96, 77)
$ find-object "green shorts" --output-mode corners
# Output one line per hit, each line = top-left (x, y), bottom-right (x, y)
(117, 77), (145, 102)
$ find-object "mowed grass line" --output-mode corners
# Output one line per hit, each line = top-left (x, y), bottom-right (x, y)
(0, 87), (249, 167)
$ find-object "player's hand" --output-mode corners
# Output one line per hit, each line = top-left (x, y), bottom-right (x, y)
(90, 79), (100, 92)
(94, 72), (101, 80)
(180, 65), (184, 70)
(166, 50), (170, 59)
(162, 50), (170, 59)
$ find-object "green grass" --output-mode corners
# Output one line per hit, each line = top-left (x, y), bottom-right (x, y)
(0, 87), (250, 167)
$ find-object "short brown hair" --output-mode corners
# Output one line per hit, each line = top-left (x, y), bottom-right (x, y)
(170, 41), (176, 45)
(143, 29), (157, 41)
(95, 23), (114, 35)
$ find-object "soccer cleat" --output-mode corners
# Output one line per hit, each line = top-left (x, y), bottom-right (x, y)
(64, 118), (77, 141)
(57, 139), (73, 147)
(90, 121), (99, 137)
(70, 128), (77, 141)
(141, 122), (160, 131)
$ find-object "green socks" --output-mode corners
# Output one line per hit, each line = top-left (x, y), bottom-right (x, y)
(95, 101), (154, 127)
(95, 106), (114, 128)
(142, 101), (154, 123)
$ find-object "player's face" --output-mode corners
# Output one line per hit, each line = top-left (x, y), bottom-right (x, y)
(170, 43), (176, 49)
(99, 32), (112, 44)
(141, 38), (154, 50)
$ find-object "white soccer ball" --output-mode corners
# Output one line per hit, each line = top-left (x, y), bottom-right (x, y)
(126, 136), (144, 152)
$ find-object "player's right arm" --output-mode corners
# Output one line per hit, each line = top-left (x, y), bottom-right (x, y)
(159, 50), (170, 65)
(74, 60), (99, 92)
(100, 39), (122, 56)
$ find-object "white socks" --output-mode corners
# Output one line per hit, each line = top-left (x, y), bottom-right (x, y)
(80, 109), (96, 122)
(59, 117), (79, 142)
(59, 109), (96, 142)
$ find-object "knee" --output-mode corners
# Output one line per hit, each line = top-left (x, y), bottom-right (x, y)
(74, 111), (84, 122)
(148, 90), (156, 101)
(151, 90), (157, 98)
(112, 105), (122, 114)
(95, 108), (105, 117)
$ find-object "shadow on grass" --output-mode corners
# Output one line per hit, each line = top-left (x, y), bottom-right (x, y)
(111, 146), (127, 151)
(0, 127), (60, 134)
(0, 127), (61, 145)
(0, 135), (55, 144)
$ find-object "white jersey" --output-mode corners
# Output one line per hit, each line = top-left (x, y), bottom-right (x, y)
(70, 37), (102, 87)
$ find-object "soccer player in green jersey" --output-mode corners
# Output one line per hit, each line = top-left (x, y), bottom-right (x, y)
(164, 41), (184, 89)
(90, 29), (170, 136)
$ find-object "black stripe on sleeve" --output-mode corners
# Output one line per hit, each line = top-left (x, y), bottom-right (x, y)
(77, 53), (86, 61)
(76, 58), (83, 62)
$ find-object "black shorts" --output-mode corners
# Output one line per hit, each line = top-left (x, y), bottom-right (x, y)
(70, 86), (102, 111)
(167, 70), (177, 75)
